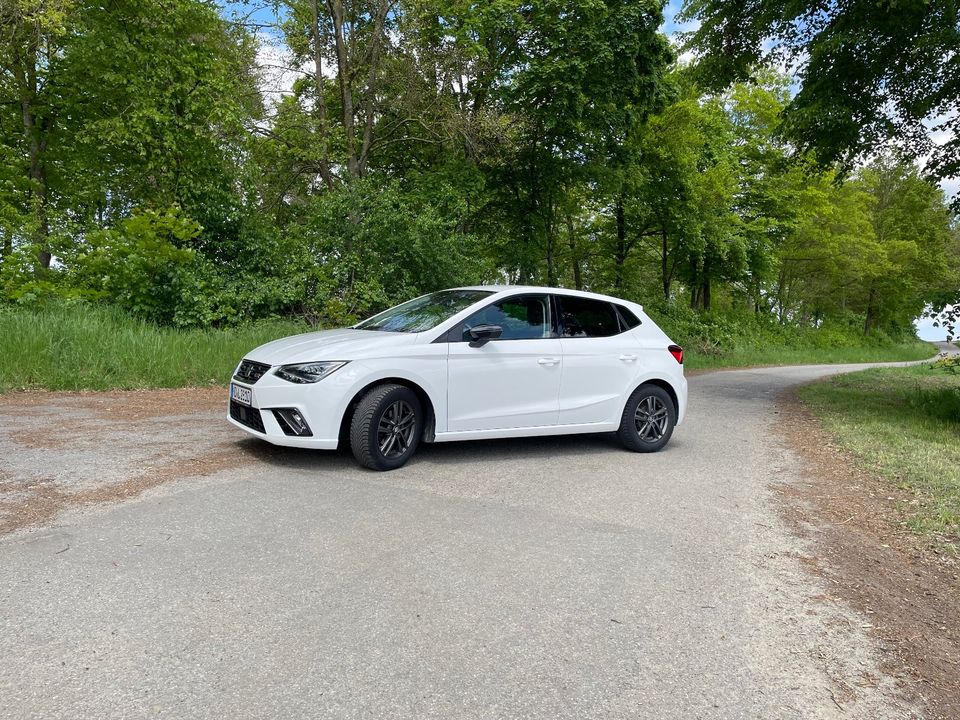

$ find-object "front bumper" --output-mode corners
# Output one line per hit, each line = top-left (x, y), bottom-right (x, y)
(226, 370), (354, 450)
(227, 411), (339, 449)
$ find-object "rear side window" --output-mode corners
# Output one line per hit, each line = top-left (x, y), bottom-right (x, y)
(615, 305), (642, 330)
(557, 296), (620, 338)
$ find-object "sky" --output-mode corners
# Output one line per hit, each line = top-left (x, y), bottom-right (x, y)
(916, 309), (953, 342)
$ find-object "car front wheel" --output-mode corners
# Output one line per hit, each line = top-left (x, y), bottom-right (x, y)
(350, 383), (422, 470)
(617, 384), (676, 453)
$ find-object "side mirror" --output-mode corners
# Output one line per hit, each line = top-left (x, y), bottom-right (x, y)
(468, 324), (503, 348)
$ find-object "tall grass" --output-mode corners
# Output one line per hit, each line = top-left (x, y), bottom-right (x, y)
(0, 304), (310, 391)
(684, 342), (936, 370)
(0, 303), (938, 390)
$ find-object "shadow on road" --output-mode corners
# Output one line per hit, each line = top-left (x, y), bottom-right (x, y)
(235, 431), (635, 473)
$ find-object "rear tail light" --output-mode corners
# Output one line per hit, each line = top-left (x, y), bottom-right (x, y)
(668, 345), (683, 364)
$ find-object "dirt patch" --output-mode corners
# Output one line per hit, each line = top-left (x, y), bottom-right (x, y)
(0, 387), (256, 536)
(776, 392), (960, 719)
(1, 386), (227, 418)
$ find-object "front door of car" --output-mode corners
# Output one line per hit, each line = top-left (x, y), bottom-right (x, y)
(445, 294), (562, 432)
(555, 295), (642, 425)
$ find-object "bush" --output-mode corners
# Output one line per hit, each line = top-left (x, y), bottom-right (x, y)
(66, 207), (201, 324)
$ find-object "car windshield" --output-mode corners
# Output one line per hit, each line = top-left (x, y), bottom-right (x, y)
(355, 289), (494, 333)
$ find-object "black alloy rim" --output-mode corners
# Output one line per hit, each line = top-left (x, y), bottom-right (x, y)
(377, 400), (417, 458)
(634, 395), (669, 442)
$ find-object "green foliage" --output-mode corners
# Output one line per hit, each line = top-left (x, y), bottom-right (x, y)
(932, 355), (960, 375)
(679, 0), (960, 195)
(299, 177), (490, 321)
(65, 208), (199, 324)
(646, 301), (930, 369)
(0, 0), (956, 350)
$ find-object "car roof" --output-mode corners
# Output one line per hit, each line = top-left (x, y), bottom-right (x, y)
(454, 285), (642, 308)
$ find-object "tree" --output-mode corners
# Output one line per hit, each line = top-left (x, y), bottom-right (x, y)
(0, 0), (259, 274)
(856, 157), (957, 334)
(679, 0), (960, 195)
(0, 0), (75, 268)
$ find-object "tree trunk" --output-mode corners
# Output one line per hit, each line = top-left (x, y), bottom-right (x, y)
(327, 0), (358, 177)
(566, 211), (582, 290)
(614, 195), (627, 290)
(701, 257), (711, 311)
(545, 228), (555, 287)
(357, 0), (389, 176)
(864, 286), (876, 335)
(661, 228), (670, 300)
(775, 268), (788, 323)
(310, 0), (334, 189)
(14, 47), (51, 269)
(1, 229), (11, 265)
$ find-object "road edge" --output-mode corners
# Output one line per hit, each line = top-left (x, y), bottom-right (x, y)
(774, 387), (960, 719)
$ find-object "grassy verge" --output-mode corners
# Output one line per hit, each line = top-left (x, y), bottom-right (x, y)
(796, 363), (960, 546)
(0, 304), (309, 391)
(0, 303), (937, 390)
(684, 341), (936, 370)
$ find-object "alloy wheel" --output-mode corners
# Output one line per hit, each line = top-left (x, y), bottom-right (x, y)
(634, 395), (669, 443)
(377, 400), (417, 458)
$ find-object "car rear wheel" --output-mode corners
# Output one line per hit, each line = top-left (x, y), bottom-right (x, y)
(350, 384), (422, 470)
(617, 384), (676, 453)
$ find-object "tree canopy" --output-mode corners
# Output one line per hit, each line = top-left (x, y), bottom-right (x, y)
(0, 0), (957, 341)
(679, 0), (960, 189)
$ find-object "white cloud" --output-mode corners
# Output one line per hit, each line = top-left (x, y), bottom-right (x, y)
(256, 40), (304, 107)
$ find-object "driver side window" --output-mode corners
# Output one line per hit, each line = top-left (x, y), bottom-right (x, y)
(459, 295), (552, 341)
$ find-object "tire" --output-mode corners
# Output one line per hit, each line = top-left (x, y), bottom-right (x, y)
(350, 384), (423, 470)
(617, 384), (677, 453)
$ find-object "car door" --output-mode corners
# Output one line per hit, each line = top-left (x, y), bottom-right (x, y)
(555, 295), (642, 425)
(445, 294), (562, 432)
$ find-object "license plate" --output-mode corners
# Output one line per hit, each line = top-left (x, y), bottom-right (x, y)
(231, 383), (252, 406)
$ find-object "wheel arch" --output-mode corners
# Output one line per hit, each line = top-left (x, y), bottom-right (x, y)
(624, 377), (679, 416)
(338, 377), (438, 449)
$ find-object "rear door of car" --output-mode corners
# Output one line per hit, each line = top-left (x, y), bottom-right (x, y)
(554, 295), (643, 425)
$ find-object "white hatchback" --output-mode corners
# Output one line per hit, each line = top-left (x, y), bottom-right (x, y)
(228, 286), (688, 470)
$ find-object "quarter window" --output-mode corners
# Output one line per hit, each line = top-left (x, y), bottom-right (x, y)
(615, 304), (642, 330)
(460, 295), (552, 341)
(557, 296), (620, 338)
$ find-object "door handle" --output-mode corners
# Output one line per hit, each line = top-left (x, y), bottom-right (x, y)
(538, 357), (559, 366)
(619, 354), (638, 362)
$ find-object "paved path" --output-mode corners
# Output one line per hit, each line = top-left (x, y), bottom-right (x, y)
(1, 345), (954, 719)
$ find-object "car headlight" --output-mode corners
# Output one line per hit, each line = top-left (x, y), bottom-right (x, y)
(274, 361), (348, 384)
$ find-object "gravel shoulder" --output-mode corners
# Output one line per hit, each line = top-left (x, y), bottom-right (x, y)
(776, 393), (960, 718)
(0, 352), (953, 719)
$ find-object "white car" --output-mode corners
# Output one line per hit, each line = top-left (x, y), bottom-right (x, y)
(228, 286), (687, 470)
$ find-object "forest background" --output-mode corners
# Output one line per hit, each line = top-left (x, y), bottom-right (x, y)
(1, 0), (958, 378)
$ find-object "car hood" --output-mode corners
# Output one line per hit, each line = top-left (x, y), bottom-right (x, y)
(245, 328), (420, 365)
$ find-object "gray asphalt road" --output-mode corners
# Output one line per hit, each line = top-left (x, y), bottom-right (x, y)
(1, 345), (954, 720)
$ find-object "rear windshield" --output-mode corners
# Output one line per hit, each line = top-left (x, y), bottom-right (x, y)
(356, 290), (494, 333)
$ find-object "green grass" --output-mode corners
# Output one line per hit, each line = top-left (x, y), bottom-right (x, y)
(797, 364), (960, 546)
(684, 341), (936, 370)
(0, 304), (310, 391)
(0, 303), (937, 390)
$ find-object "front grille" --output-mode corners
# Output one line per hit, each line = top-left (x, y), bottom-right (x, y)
(230, 399), (265, 433)
(234, 359), (271, 385)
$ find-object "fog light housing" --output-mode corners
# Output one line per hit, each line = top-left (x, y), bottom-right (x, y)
(272, 408), (313, 437)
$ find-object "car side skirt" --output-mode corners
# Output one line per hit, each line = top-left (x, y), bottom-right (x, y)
(433, 421), (619, 443)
